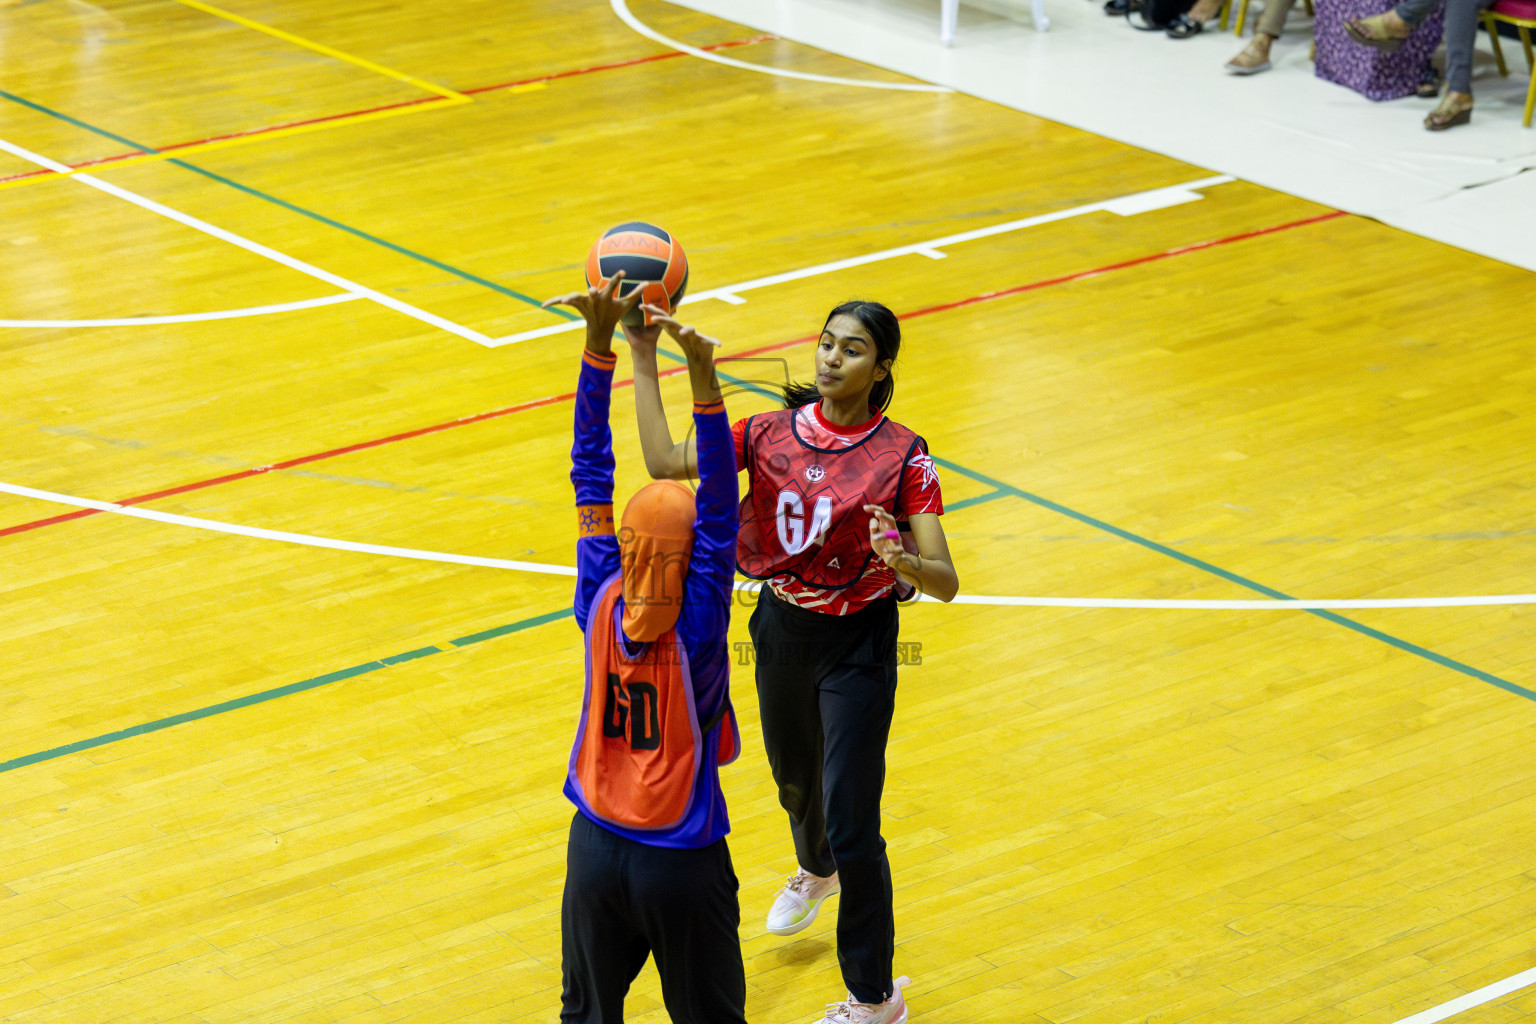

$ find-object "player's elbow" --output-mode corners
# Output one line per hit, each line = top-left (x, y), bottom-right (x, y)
(641, 450), (682, 481)
(640, 451), (669, 480)
(652, 447), (697, 481)
(930, 566), (960, 602)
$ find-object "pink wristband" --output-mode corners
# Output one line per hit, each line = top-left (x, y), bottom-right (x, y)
(883, 529), (900, 541)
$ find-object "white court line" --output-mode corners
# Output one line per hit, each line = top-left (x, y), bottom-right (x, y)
(5, 480), (1534, 609)
(487, 176), (1236, 346)
(0, 481), (573, 577)
(1389, 965), (1536, 1024)
(611, 0), (952, 92)
(0, 136), (495, 346)
(0, 136), (1231, 350)
(0, 292), (361, 327)
(925, 593), (1536, 609)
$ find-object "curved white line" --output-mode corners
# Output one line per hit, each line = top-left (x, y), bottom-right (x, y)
(610, 0), (952, 93)
(0, 135), (494, 346)
(0, 293), (362, 328)
(5, 480), (1534, 610)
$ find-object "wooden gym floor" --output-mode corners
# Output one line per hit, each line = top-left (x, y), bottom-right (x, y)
(1, 1), (1533, 1022)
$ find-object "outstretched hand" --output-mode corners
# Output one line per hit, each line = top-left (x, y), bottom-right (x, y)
(641, 304), (723, 404)
(641, 304), (721, 357)
(541, 271), (641, 353)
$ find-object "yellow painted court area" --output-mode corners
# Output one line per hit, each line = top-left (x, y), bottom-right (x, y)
(0, 1), (1533, 1022)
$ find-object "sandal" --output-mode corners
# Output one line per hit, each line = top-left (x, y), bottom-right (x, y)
(1424, 101), (1472, 130)
(1224, 44), (1273, 73)
(1166, 12), (1206, 36)
(1104, 0), (1143, 15)
(1344, 16), (1406, 51)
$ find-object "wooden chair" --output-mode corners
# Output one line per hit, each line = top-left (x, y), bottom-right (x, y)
(1221, 0), (1315, 36)
(1481, 0), (1536, 125)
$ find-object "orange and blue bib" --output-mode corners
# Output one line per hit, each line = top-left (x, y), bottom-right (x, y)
(565, 573), (739, 846)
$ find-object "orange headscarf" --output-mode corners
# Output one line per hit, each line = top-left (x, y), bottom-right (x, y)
(619, 480), (696, 642)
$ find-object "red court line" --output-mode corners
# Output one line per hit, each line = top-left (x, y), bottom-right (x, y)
(0, 391), (578, 537)
(0, 209), (1344, 538)
(463, 35), (776, 96)
(0, 36), (776, 185)
(898, 209), (1349, 322)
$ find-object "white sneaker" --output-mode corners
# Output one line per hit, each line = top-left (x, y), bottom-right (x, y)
(813, 976), (911, 1024)
(765, 867), (840, 936)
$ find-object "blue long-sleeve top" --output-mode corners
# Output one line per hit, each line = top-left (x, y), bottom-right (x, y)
(567, 348), (739, 846)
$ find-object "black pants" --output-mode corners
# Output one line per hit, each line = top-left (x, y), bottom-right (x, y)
(750, 588), (898, 1005)
(561, 812), (746, 1024)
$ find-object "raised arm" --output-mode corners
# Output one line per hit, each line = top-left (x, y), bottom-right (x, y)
(642, 306), (738, 648)
(543, 274), (638, 629)
(644, 304), (730, 538)
(626, 324), (700, 481)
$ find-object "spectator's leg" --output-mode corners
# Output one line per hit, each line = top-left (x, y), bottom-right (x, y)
(1442, 0), (1495, 93)
(1189, 0), (1225, 21)
(1346, 0), (1426, 46)
(1225, 0), (1295, 72)
(1256, 0), (1298, 35)
(1428, 0), (1494, 126)
(1394, 0), (1439, 26)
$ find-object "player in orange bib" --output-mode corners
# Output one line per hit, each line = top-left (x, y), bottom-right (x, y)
(632, 299), (959, 1024)
(545, 273), (744, 1024)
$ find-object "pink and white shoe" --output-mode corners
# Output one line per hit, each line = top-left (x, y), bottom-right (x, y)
(766, 867), (840, 936)
(813, 976), (911, 1024)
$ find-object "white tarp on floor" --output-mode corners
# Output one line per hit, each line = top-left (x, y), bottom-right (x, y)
(662, 0), (1536, 271)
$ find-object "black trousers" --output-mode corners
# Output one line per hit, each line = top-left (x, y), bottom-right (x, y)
(561, 812), (746, 1024)
(749, 588), (898, 1005)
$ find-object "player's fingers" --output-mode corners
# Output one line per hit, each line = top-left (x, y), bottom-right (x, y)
(650, 310), (721, 348)
(642, 305), (682, 332)
(597, 270), (626, 299)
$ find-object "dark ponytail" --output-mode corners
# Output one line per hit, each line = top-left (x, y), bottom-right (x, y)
(780, 381), (822, 409)
(779, 300), (902, 412)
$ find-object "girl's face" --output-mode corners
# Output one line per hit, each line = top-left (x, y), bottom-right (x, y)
(815, 314), (889, 403)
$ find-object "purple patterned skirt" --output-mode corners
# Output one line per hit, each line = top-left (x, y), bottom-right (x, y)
(1313, 0), (1445, 100)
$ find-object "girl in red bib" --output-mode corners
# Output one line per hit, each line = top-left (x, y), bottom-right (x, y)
(634, 299), (959, 1024)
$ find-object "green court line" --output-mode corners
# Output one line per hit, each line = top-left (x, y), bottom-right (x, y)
(945, 490), (1007, 512)
(930, 456), (1536, 704)
(0, 607), (574, 775)
(450, 607), (575, 646)
(0, 88), (575, 320)
(5, 89), (1524, 732)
